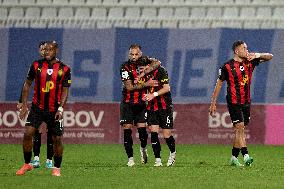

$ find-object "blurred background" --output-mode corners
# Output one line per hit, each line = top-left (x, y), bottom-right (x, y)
(0, 0), (283, 145)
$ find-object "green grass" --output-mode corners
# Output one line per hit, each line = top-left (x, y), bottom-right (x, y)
(1, 144), (284, 189)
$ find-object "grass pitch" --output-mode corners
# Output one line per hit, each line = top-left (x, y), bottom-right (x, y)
(0, 144), (284, 189)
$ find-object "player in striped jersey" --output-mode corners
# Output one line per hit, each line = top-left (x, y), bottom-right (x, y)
(17, 41), (54, 169)
(16, 41), (71, 176)
(120, 44), (160, 167)
(209, 40), (273, 167)
(142, 66), (176, 167)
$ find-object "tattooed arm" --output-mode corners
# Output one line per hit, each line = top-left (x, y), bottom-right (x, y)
(247, 53), (273, 62)
(123, 78), (158, 91)
(135, 58), (161, 82)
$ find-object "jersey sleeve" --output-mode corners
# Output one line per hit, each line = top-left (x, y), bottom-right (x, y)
(26, 63), (36, 81)
(218, 65), (228, 81)
(63, 67), (72, 87)
(157, 67), (169, 85)
(120, 64), (132, 81)
(251, 58), (260, 68)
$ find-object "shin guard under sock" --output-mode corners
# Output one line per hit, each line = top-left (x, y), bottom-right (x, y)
(54, 156), (62, 168)
(137, 127), (148, 149)
(151, 132), (161, 158)
(241, 147), (248, 156)
(33, 131), (41, 157)
(24, 151), (32, 164)
(232, 147), (240, 158)
(165, 135), (176, 153)
(47, 132), (54, 160)
(124, 129), (133, 158)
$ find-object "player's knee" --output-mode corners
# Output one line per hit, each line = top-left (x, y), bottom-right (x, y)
(122, 124), (132, 129)
(136, 123), (146, 128)
(23, 130), (34, 140)
(234, 122), (244, 129)
(234, 123), (245, 135)
(149, 125), (159, 133)
(162, 129), (171, 138)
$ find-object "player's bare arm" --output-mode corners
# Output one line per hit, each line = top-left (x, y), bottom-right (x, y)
(55, 87), (69, 120)
(19, 79), (32, 120)
(247, 52), (273, 62)
(17, 84), (24, 110)
(209, 79), (224, 117)
(144, 58), (161, 74)
(143, 83), (170, 102)
(123, 79), (158, 91)
(136, 58), (161, 82)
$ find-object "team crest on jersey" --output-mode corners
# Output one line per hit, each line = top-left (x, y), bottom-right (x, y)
(239, 66), (244, 71)
(121, 71), (129, 79)
(47, 69), (53, 75)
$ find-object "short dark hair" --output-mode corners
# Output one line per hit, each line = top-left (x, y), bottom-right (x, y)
(39, 41), (46, 48)
(232, 40), (245, 52)
(44, 40), (58, 49)
(129, 43), (141, 50)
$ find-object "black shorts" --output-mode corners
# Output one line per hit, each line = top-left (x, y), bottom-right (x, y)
(147, 108), (173, 129)
(26, 105), (64, 136)
(120, 102), (147, 125)
(227, 103), (250, 126)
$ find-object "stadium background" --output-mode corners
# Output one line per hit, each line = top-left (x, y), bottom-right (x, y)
(0, 0), (283, 145)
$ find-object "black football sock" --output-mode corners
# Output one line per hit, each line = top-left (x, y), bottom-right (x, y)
(232, 147), (240, 158)
(137, 127), (148, 149)
(151, 132), (161, 158)
(165, 135), (176, 153)
(47, 132), (54, 160)
(124, 129), (133, 158)
(241, 147), (248, 156)
(24, 151), (32, 164)
(53, 156), (62, 168)
(33, 131), (41, 157)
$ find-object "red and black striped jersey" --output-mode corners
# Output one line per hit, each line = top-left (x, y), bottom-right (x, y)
(218, 58), (260, 105)
(147, 66), (173, 111)
(27, 59), (71, 112)
(120, 56), (154, 104)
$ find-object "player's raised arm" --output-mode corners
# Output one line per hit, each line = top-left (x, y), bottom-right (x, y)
(123, 78), (158, 91)
(136, 58), (161, 82)
(247, 52), (273, 62)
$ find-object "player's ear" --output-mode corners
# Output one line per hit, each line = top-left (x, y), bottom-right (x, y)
(235, 49), (238, 55)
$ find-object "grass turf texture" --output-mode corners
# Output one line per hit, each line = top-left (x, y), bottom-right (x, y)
(0, 144), (284, 189)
